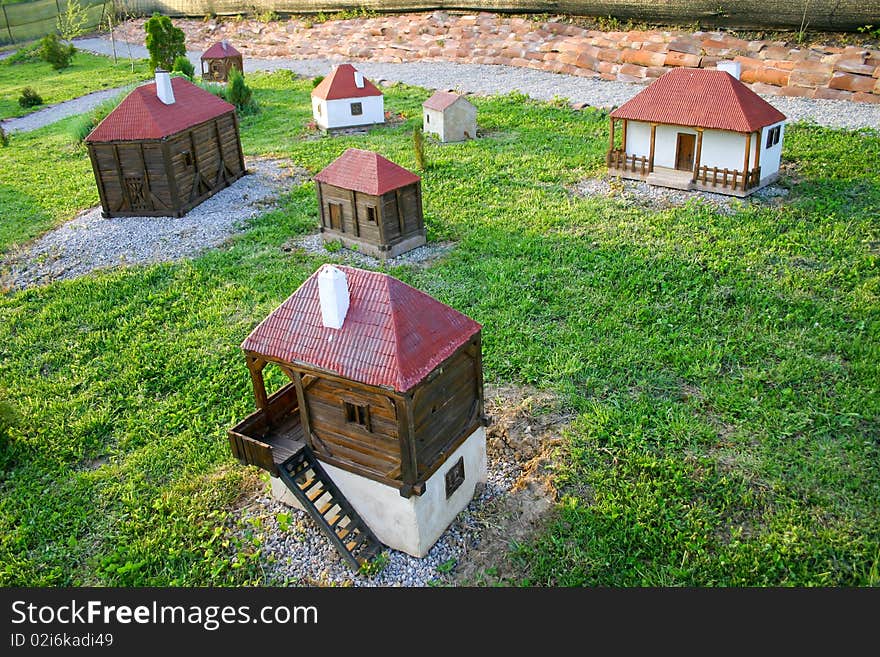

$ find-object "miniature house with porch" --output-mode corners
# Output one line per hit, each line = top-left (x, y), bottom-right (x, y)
(606, 64), (786, 196)
(228, 264), (488, 566)
(314, 148), (426, 259)
(201, 40), (243, 82)
(423, 91), (477, 143)
(85, 70), (245, 218)
(311, 63), (384, 131)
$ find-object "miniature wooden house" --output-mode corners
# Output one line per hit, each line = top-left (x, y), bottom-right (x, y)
(229, 264), (488, 561)
(85, 70), (246, 218)
(201, 40), (243, 82)
(314, 148), (426, 259)
(423, 91), (477, 143)
(606, 66), (786, 196)
(311, 64), (384, 130)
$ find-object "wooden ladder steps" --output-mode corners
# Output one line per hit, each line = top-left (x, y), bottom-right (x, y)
(278, 446), (384, 571)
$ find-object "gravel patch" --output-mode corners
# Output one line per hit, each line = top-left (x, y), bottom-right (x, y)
(285, 233), (455, 269)
(1, 158), (307, 290)
(68, 37), (880, 133)
(572, 174), (792, 214)
(1, 85), (133, 134)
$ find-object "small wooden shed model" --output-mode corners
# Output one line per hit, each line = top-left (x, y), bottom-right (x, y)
(229, 264), (488, 564)
(314, 148), (426, 259)
(201, 40), (243, 82)
(311, 63), (384, 131)
(85, 70), (245, 218)
(423, 91), (477, 143)
(606, 66), (786, 196)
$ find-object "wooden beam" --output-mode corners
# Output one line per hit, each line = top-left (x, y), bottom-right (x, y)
(137, 142), (154, 212)
(246, 357), (269, 410)
(743, 132), (751, 190)
(87, 145), (111, 217)
(752, 130), (761, 187)
(375, 193), (387, 244)
(316, 182), (326, 228)
(111, 144), (131, 211)
(291, 369), (314, 452)
(161, 141), (181, 215)
(395, 189), (405, 235)
(649, 123), (657, 173)
(231, 112), (246, 174)
(351, 189), (360, 237)
(609, 117), (615, 151)
(692, 128), (704, 182)
(397, 394), (419, 496)
(621, 119), (627, 152)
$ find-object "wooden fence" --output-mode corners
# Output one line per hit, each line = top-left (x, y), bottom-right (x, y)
(0, 0), (109, 44)
(115, 1), (876, 32)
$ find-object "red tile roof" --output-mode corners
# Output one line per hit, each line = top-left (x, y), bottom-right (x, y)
(423, 91), (465, 111)
(86, 77), (235, 142)
(610, 68), (786, 133)
(311, 64), (383, 100)
(201, 40), (242, 59)
(314, 149), (420, 196)
(241, 265), (481, 392)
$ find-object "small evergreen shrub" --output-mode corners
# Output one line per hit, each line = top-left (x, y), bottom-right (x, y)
(18, 87), (43, 108)
(144, 13), (186, 72)
(226, 68), (257, 115)
(172, 55), (194, 80)
(39, 32), (76, 71)
(413, 126), (427, 170)
(311, 75), (324, 88)
(0, 124), (8, 147)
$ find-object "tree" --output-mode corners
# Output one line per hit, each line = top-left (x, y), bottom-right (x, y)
(57, 0), (90, 41)
(144, 13), (186, 72)
(172, 55), (194, 80)
(39, 32), (76, 71)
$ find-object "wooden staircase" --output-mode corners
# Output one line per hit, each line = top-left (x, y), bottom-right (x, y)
(647, 168), (695, 191)
(277, 446), (384, 571)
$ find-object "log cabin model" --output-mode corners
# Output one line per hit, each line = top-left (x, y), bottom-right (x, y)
(201, 40), (244, 82)
(314, 148), (427, 259)
(607, 63), (787, 196)
(422, 91), (477, 143)
(85, 69), (246, 218)
(228, 264), (488, 567)
(311, 63), (385, 131)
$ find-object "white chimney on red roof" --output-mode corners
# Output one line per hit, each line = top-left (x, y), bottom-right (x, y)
(155, 68), (175, 105)
(222, 39), (229, 52)
(354, 70), (365, 88)
(318, 265), (350, 330)
(716, 60), (742, 81)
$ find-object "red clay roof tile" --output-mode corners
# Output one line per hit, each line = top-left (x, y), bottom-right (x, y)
(311, 63), (383, 100)
(314, 148), (420, 196)
(610, 68), (786, 132)
(241, 265), (481, 392)
(85, 77), (235, 142)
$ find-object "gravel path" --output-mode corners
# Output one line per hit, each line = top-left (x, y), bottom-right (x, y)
(1, 158), (305, 289)
(1, 36), (870, 135)
(2, 85), (134, 134)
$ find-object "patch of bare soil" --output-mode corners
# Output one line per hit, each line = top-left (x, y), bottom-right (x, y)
(452, 383), (575, 585)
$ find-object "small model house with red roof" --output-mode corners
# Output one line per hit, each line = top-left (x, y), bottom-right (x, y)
(423, 91), (477, 143)
(607, 64), (786, 196)
(201, 40), (243, 82)
(311, 63), (384, 131)
(314, 148), (426, 259)
(85, 70), (245, 218)
(228, 264), (487, 563)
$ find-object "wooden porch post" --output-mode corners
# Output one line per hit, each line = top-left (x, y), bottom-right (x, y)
(397, 394), (419, 497)
(692, 128), (704, 182)
(752, 131), (761, 188)
(291, 369), (314, 448)
(649, 123), (657, 173)
(621, 119), (627, 153)
(742, 132), (751, 190)
(609, 117), (615, 151)
(246, 356), (269, 410)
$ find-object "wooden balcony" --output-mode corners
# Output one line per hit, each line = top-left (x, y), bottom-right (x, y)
(228, 382), (304, 476)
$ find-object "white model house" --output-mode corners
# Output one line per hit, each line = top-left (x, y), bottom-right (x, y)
(422, 91), (477, 142)
(311, 64), (385, 131)
(607, 65), (786, 196)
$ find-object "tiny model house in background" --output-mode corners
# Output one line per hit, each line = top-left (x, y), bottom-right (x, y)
(311, 64), (384, 131)
(423, 91), (477, 143)
(228, 264), (488, 567)
(201, 40), (244, 82)
(606, 64), (786, 196)
(314, 148), (427, 259)
(85, 70), (246, 218)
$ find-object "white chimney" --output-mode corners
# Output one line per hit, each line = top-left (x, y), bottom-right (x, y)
(354, 70), (365, 88)
(717, 60), (742, 80)
(318, 265), (350, 330)
(221, 39), (228, 52)
(155, 69), (175, 105)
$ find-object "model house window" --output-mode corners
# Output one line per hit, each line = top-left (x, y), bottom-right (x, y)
(366, 206), (377, 223)
(182, 151), (193, 167)
(317, 104), (322, 115)
(426, 114), (430, 123)
(766, 126), (781, 148)
(350, 102), (363, 116)
(344, 402), (371, 431)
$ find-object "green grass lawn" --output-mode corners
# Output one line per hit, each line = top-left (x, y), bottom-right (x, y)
(0, 71), (878, 586)
(0, 50), (150, 119)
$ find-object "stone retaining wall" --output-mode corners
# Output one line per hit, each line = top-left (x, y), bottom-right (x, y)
(113, 12), (880, 103)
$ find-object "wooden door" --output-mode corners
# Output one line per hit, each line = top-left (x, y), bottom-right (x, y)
(328, 202), (343, 231)
(675, 133), (696, 170)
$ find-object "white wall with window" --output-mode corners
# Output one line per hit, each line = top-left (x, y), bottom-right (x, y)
(312, 95), (384, 130)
